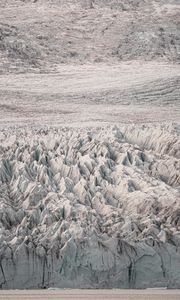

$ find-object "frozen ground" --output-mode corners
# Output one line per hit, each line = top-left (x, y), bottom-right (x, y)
(1, 289), (180, 300)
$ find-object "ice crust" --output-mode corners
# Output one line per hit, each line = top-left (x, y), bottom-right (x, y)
(0, 124), (180, 289)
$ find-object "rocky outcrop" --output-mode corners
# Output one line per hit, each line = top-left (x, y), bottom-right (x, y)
(0, 124), (180, 288)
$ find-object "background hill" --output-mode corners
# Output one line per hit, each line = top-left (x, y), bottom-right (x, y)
(0, 0), (179, 73)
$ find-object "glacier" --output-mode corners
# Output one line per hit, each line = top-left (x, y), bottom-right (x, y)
(0, 124), (180, 289)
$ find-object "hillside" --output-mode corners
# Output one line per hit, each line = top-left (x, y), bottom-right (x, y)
(0, 0), (179, 73)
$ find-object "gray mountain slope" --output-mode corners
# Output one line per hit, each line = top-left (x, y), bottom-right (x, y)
(0, 0), (179, 72)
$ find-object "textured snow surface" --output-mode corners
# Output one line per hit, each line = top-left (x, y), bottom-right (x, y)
(0, 124), (180, 289)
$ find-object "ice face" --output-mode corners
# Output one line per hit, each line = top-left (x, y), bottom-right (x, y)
(0, 124), (180, 289)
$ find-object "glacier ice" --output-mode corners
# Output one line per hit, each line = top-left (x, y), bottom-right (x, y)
(0, 124), (180, 289)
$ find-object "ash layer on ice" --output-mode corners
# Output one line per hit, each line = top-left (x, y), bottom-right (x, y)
(0, 124), (180, 289)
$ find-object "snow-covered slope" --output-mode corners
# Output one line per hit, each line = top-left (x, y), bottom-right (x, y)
(0, 124), (180, 288)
